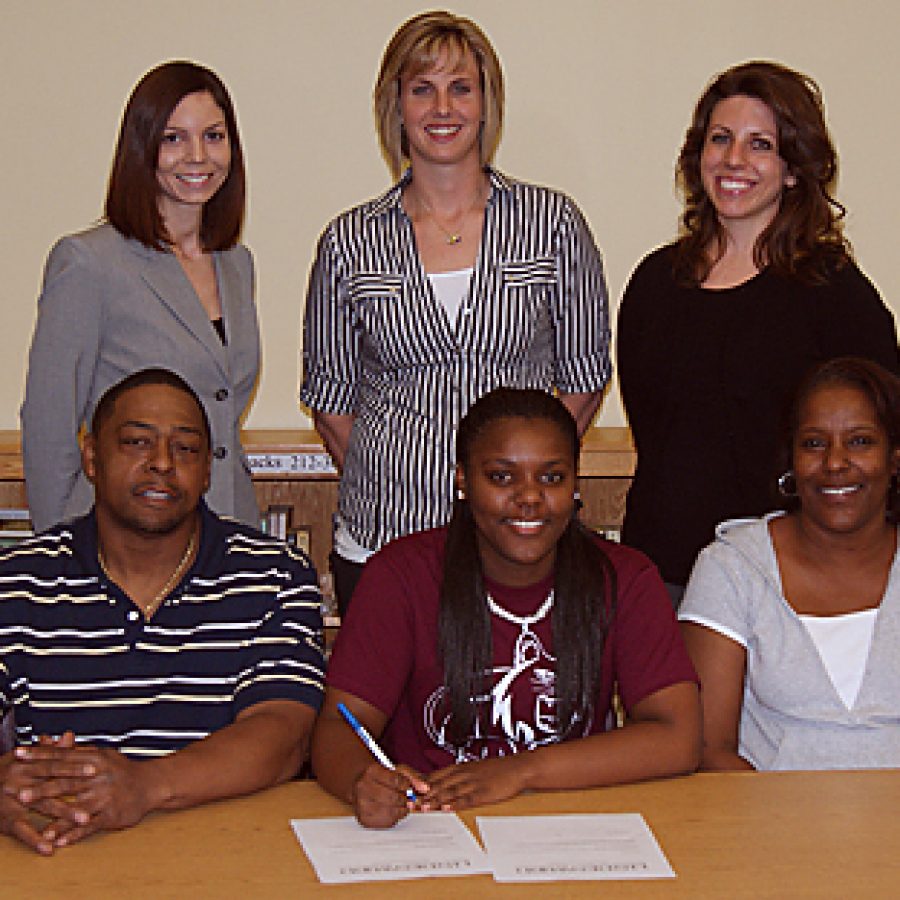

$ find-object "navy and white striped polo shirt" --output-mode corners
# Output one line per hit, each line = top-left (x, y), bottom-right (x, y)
(0, 503), (324, 757)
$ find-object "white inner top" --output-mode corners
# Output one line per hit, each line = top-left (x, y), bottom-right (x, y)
(333, 513), (374, 565)
(799, 608), (878, 709)
(428, 268), (473, 326)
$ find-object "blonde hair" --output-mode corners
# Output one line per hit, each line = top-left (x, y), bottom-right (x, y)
(373, 11), (504, 179)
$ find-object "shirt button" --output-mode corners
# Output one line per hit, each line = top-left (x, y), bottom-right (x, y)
(127, 610), (139, 622)
(213, 446), (228, 459)
(215, 388), (229, 401)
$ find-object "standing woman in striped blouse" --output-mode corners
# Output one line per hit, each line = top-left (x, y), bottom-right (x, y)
(301, 11), (611, 613)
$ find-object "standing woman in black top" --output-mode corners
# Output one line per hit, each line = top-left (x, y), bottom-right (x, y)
(617, 61), (898, 604)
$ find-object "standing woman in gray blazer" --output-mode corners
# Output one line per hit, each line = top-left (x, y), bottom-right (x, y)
(21, 61), (260, 531)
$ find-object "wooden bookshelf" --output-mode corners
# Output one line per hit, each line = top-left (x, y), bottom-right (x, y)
(0, 428), (635, 577)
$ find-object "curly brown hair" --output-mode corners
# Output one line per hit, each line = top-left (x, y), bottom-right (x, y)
(674, 60), (849, 285)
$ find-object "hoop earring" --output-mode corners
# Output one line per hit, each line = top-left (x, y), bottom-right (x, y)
(777, 471), (797, 498)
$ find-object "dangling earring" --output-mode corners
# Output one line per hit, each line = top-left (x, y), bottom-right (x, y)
(573, 490), (583, 512)
(777, 471), (797, 498)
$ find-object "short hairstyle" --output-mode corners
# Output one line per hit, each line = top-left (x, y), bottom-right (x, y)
(674, 60), (849, 285)
(91, 368), (211, 446)
(777, 357), (900, 519)
(105, 61), (245, 251)
(374, 10), (504, 179)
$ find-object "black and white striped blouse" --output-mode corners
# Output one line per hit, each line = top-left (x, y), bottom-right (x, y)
(300, 168), (610, 553)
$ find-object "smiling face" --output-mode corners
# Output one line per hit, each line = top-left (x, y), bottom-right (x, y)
(399, 44), (483, 170)
(700, 94), (796, 237)
(156, 90), (231, 217)
(456, 415), (576, 587)
(793, 384), (899, 537)
(83, 382), (211, 538)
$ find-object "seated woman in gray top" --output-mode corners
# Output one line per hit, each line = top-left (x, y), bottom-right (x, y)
(680, 357), (900, 771)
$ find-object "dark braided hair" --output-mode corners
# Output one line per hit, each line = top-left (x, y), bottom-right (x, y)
(438, 388), (617, 745)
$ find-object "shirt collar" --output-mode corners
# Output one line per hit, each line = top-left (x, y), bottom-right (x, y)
(69, 499), (219, 579)
(363, 166), (514, 223)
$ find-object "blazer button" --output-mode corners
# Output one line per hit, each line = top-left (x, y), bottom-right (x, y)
(213, 446), (228, 459)
(215, 388), (229, 401)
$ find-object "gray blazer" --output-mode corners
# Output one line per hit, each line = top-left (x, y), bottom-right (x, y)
(21, 223), (261, 532)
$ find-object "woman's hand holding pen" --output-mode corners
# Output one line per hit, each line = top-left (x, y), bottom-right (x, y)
(352, 762), (429, 828)
(335, 701), (430, 827)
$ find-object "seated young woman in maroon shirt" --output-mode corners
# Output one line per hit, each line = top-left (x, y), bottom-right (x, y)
(312, 388), (700, 828)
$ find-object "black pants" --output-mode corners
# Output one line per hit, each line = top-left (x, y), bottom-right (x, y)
(329, 550), (366, 619)
(665, 582), (685, 610)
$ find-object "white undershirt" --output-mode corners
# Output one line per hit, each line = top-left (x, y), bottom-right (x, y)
(428, 268), (473, 326)
(799, 608), (877, 709)
(333, 514), (374, 564)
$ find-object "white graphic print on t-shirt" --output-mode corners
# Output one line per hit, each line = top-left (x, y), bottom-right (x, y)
(423, 625), (590, 762)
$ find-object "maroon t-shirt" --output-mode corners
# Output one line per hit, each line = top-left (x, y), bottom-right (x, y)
(327, 528), (697, 774)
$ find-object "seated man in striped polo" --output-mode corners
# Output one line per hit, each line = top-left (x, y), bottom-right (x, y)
(0, 368), (324, 855)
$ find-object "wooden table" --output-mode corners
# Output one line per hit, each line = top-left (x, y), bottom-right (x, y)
(2, 771), (898, 897)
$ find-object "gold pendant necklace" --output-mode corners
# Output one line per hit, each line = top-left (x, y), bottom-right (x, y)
(417, 187), (485, 246)
(99, 528), (198, 621)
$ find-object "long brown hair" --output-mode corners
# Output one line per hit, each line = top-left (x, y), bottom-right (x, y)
(438, 388), (616, 745)
(674, 60), (849, 285)
(105, 61), (245, 251)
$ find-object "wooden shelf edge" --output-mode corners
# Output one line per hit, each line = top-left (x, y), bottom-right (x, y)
(0, 427), (636, 481)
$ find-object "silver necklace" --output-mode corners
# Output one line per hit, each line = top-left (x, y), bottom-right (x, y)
(486, 589), (555, 633)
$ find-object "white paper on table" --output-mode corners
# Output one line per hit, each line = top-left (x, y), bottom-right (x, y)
(476, 813), (675, 882)
(290, 812), (489, 884)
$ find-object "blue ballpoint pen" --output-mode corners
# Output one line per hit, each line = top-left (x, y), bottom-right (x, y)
(337, 702), (417, 803)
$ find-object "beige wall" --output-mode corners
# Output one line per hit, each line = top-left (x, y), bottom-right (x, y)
(2, 0), (897, 430)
